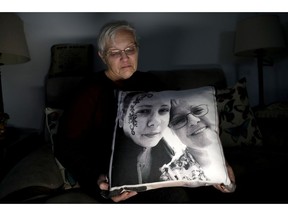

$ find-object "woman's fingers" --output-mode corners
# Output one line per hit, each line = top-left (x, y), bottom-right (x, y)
(111, 191), (138, 203)
(97, 174), (138, 202)
(99, 181), (109, 191)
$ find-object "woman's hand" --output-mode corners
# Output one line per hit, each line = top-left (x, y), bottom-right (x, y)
(213, 163), (236, 193)
(97, 174), (138, 202)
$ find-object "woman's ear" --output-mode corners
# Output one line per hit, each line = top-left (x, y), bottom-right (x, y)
(98, 51), (106, 64)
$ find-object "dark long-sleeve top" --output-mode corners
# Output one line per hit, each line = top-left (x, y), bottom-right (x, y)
(54, 70), (165, 197)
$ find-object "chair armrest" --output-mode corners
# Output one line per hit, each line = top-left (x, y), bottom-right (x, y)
(0, 145), (64, 203)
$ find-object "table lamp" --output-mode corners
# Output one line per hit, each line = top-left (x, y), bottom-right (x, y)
(0, 13), (30, 139)
(234, 14), (286, 107)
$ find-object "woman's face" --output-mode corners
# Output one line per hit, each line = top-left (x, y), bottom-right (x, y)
(99, 29), (138, 81)
(169, 99), (212, 149)
(123, 93), (171, 148)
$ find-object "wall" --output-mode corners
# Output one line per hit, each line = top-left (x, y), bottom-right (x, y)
(1, 12), (288, 131)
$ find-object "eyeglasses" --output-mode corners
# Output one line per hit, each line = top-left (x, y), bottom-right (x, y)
(169, 104), (208, 130)
(105, 44), (138, 59)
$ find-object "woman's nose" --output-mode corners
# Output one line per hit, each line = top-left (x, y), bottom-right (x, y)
(187, 113), (200, 126)
(120, 51), (129, 60)
(147, 116), (161, 127)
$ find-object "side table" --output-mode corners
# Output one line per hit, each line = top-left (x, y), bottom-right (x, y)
(254, 102), (288, 150)
(0, 127), (43, 181)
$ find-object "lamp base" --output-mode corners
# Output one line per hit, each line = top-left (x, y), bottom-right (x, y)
(0, 112), (9, 140)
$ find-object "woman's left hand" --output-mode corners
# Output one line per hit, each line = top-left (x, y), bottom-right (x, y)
(213, 163), (236, 193)
(97, 174), (138, 202)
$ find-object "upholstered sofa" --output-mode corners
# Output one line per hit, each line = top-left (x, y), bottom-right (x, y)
(0, 65), (287, 203)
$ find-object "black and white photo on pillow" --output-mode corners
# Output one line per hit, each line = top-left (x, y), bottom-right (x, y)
(109, 86), (232, 197)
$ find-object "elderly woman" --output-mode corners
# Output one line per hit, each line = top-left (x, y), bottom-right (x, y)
(56, 20), (235, 203)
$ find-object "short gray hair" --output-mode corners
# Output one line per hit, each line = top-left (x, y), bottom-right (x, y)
(97, 20), (138, 55)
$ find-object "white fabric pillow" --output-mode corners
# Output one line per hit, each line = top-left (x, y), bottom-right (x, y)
(108, 86), (234, 197)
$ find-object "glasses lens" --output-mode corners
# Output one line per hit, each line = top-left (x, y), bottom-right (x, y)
(169, 116), (187, 130)
(191, 104), (208, 117)
(124, 46), (137, 55)
(108, 50), (121, 58)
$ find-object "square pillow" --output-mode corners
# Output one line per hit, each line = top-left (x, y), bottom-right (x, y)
(108, 86), (234, 197)
(216, 78), (263, 147)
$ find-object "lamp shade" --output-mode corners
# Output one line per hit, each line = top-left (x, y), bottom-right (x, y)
(0, 13), (30, 65)
(234, 15), (286, 57)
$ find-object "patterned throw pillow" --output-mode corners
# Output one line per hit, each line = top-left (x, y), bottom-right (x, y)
(45, 107), (79, 189)
(49, 44), (93, 77)
(108, 87), (235, 197)
(216, 78), (263, 147)
(45, 107), (64, 146)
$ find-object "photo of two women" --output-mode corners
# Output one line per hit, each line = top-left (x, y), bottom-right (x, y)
(109, 87), (233, 196)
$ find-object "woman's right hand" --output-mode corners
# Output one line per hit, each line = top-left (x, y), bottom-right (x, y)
(97, 174), (138, 202)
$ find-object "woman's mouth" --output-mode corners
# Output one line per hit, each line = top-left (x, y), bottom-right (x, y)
(190, 126), (207, 136)
(143, 132), (160, 138)
(121, 65), (131, 69)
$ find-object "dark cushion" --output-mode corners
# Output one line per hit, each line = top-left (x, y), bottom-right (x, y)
(0, 145), (64, 203)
